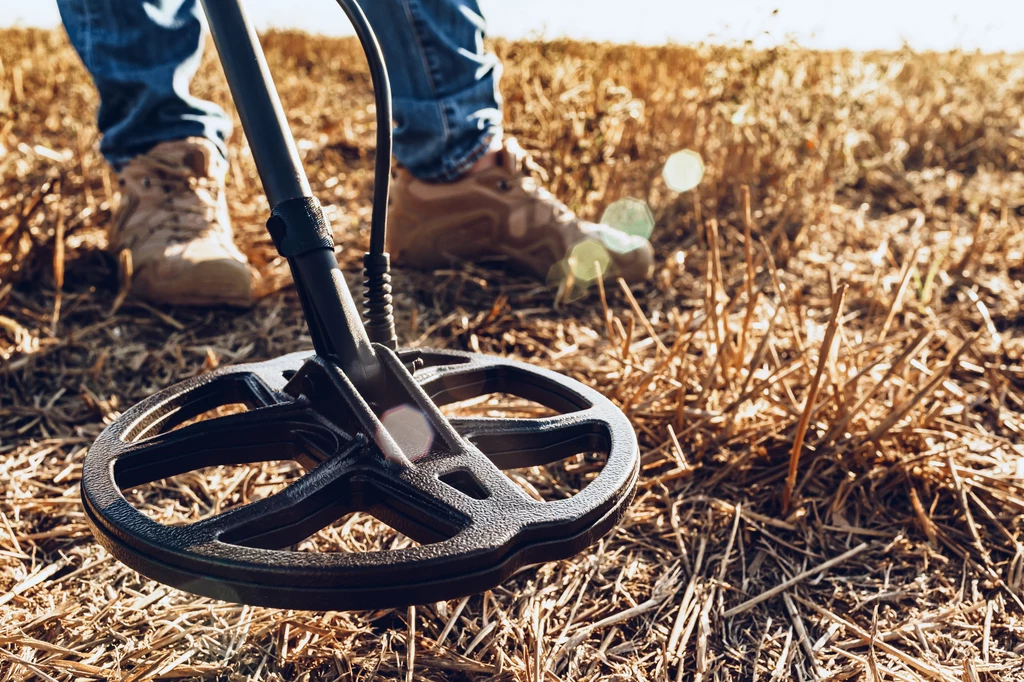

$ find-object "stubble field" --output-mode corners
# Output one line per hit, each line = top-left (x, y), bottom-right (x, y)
(2, 28), (1024, 681)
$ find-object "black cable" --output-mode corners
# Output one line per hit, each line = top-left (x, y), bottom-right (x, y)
(332, 0), (392, 252)
(333, 0), (397, 348)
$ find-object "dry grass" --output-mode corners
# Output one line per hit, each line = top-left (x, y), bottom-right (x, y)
(3, 27), (1024, 681)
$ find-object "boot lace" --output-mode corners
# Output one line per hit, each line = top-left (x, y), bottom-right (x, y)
(115, 154), (225, 252)
(501, 138), (575, 224)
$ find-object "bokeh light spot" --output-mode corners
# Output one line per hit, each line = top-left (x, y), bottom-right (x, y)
(600, 198), (655, 239)
(380, 404), (433, 461)
(662, 149), (705, 193)
(547, 259), (571, 290)
(568, 239), (611, 284)
(598, 227), (648, 255)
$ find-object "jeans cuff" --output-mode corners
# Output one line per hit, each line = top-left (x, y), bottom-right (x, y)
(103, 132), (230, 169)
(421, 129), (501, 183)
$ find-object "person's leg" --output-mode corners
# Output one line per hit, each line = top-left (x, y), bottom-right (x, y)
(56, 0), (251, 307)
(363, 0), (654, 283)
(357, 0), (502, 181)
(56, 0), (231, 166)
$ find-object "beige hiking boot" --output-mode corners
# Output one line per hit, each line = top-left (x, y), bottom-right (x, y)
(110, 137), (254, 308)
(386, 138), (654, 284)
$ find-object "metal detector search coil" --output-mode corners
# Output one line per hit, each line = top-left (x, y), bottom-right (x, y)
(80, 0), (641, 610)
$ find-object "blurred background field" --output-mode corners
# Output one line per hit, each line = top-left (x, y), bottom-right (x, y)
(2, 27), (1024, 681)
(11, 0), (1024, 52)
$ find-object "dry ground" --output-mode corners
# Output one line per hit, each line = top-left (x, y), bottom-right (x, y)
(3, 28), (1024, 681)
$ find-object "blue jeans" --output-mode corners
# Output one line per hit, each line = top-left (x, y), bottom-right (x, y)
(55, 0), (503, 181)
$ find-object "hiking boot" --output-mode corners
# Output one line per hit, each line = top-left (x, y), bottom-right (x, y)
(110, 137), (254, 308)
(386, 138), (655, 284)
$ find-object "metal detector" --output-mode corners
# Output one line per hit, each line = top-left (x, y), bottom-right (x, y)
(80, 0), (640, 610)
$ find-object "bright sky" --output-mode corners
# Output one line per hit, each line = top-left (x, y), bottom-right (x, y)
(6, 0), (1024, 52)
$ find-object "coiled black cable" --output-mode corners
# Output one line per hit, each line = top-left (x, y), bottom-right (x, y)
(333, 0), (397, 348)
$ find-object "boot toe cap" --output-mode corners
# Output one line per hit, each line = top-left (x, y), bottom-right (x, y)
(611, 239), (655, 284)
(134, 255), (254, 308)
